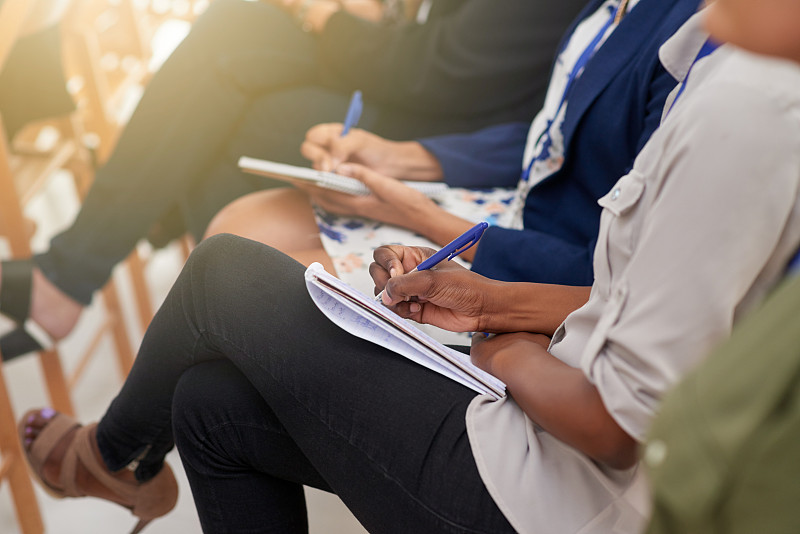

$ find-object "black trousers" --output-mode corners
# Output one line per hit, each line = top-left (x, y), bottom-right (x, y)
(34, 0), (504, 305)
(95, 235), (514, 533)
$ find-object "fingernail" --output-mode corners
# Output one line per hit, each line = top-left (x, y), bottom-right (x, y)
(41, 407), (56, 418)
(338, 164), (352, 176)
(27, 415), (35, 423)
(389, 267), (398, 278)
(410, 303), (421, 313)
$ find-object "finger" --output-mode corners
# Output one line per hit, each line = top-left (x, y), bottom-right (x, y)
(305, 122), (344, 145)
(372, 245), (408, 279)
(301, 141), (334, 171)
(388, 300), (424, 323)
(383, 269), (437, 305)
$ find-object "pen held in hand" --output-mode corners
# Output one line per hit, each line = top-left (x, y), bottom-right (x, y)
(341, 90), (363, 137)
(374, 222), (490, 304)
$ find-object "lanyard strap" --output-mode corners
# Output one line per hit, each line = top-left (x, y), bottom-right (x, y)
(788, 249), (800, 275)
(666, 38), (720, 116)
(522, 1), (624, 182)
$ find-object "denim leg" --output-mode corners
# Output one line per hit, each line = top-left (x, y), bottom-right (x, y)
(90, 236), (512, 533)
(97, 234), (513, 532)
(173, 360), (332, 533)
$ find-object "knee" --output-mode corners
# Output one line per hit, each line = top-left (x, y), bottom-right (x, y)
(186, 233), (302, 297)
(172, 360), (272, 471)
(172, 360), (241, 449)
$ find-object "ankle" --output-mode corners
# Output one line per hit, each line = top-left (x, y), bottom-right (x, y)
(88, 426), (139, 484)
(29, 268), (83, 340)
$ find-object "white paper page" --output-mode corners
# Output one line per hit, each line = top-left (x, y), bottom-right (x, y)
(304, 263), (505, 399)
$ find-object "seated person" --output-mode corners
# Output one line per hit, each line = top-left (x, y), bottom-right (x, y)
(0, 0), (75, 141)
(0, 0), (587, 359)
(16, 2), (800, 532)
(205, 0), (700, 304)
(645, 271), (800, 534)
(645, 6), (800, 526)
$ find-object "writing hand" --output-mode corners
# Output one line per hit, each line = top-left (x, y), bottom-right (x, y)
(302, 124), (393, 172)
(302, 124), (444, 180)
(371, 245), (507, 333)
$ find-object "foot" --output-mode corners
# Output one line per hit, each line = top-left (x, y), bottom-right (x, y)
(20, 408), (138, 507)
(0, 263), (83, 341)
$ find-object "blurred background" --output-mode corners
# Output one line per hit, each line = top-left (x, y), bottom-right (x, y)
(0, 1), (367, 532)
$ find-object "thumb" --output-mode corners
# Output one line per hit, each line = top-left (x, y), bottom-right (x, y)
(329, 131), (365, 169)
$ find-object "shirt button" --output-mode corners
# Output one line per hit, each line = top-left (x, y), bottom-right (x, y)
(611, 187), (621, 201)
(644, 439), (668, 467)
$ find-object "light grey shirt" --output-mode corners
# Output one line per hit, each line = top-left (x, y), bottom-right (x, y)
(466, 12), (800, 534)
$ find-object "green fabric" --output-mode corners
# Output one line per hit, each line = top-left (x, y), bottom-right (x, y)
(645, 274), (800, 534)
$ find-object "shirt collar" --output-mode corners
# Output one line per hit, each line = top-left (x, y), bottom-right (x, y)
(659, 9), (712, 83)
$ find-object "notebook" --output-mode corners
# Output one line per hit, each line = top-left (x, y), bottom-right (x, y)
(238, 156), (449, 197)
(304, 263), (506, 399)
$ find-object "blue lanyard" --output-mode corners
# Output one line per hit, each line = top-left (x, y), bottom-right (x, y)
(521, 2), (622, 182)
(788, 249), (800, 275)
(666, 38), (720, 116)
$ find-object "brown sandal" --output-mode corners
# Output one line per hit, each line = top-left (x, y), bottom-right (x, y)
(18, 409), (179, 534)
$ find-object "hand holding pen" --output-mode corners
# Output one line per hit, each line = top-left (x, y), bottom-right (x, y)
(370, 222), (500, 333)
(374, 222), (489, 303)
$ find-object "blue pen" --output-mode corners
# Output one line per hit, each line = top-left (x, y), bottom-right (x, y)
(375, 222), (489, 303)
(341, 90), (363, 136)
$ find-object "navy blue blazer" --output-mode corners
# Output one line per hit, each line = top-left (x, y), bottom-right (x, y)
(419, 0), (702, 286)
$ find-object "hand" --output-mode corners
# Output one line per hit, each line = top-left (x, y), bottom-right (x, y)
(470, 332), (551, 377)
(306, 163), (440, 229)
(302, 124), (401, 173)
(301, 124), (443, 180)
(370, 245), (508, 333)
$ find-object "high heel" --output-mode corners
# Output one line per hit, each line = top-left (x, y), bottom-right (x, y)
(130, 518), (152, 534)
(18, 410), (179, 532)
(0, 259), (54, 360)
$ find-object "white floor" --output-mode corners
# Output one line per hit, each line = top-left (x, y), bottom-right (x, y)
(0, 169), (370, 534)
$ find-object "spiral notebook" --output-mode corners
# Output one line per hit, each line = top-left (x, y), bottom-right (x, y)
(238, 156), (449, 197)
(304, 263), (506, 399)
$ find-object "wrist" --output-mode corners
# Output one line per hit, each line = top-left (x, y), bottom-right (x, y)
(388, 142), (444, 181)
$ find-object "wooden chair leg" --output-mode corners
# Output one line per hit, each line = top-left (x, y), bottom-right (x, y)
(101, 282), (135, 378)
(0, 363), (44, 534)
(125, 249), (154, 334)
(36, 348), (75, 418)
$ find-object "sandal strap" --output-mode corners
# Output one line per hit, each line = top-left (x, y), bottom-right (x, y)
(0, 319), (53, 361)
(0, 259), (33, 323)
(72, 423), (142, 504)
(27, 412), (81, 495)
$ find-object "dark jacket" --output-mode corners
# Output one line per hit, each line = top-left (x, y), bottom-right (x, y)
(317, 0), (587, 124)
(420, 0), (703, 286)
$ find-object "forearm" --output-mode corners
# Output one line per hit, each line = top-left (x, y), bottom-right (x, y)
(483, 283), (590, 335)
(491, 344), (637, 469)
(383, 142), (444, 182)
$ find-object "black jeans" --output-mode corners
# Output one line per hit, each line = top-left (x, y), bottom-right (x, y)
(35, 0), (318, 304)
(96, 235), (514, 533)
